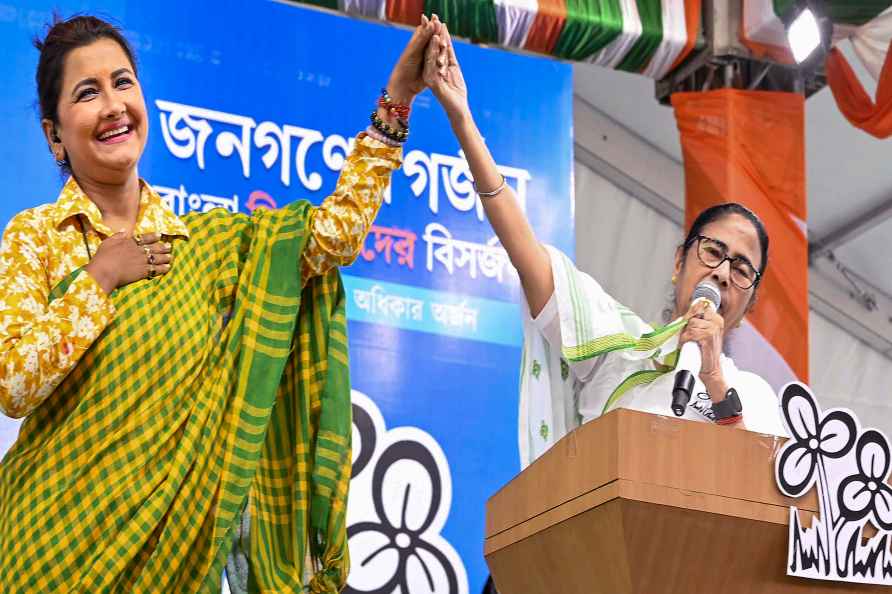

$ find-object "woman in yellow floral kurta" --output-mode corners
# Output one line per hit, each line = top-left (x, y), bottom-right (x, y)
(0, 140), (399, 418)
(0, 12), (445, 593)
(0, 14), (438, 419)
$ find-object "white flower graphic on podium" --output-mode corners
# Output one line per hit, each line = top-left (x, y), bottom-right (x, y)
(775, 383), (892, 585)
(346, 390), (468, 594)
(837, 430), (892, 531)
(776, 384), (856, 497)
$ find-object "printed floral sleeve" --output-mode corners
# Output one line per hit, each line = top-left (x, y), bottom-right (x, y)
(0, 212), (116, 418)
(301, 133), (402, 283)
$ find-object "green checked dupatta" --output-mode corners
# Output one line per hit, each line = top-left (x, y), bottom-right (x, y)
(0, 200), (352, 593)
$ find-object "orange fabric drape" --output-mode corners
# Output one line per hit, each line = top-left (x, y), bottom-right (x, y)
(668, 0), (703, 72)
(672, 89), (809, 382)
(386, 0), (424, 26)
(523, 0), (567, 55)
(826, 40), (892, 138)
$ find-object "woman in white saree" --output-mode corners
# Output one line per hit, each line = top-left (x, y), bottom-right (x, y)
(423, 25), (786, 468)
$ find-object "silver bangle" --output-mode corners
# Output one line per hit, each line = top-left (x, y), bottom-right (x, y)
(474, 174), (507, 198)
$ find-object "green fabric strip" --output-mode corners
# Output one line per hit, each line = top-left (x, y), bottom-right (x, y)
(653, 347), (679, 371)
(554, 0), (624, 61)
(248, 268), (352, 593)
(561, 317), (685, 362)
(601, 369), (665, 414)
(617, 0), (664, 72)
(47, 267), (85, 304)
(301, 0), (339, 9)
(424, 0), (499, 42)
(601, 343), (681, 415)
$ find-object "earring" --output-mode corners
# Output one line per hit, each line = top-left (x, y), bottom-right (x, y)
(51, 130), (67, 166)
(671, 273), (677, 284)
(54, 149), (68, 168)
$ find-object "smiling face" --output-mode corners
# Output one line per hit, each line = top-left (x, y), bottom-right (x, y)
(42, 37), (147, 184)
(673, 213), (764, 330)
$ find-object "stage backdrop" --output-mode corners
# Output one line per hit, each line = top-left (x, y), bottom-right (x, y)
(0, 1), (574, 592)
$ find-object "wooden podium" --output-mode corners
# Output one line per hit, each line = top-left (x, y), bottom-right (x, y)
(484, 409), (884, 593)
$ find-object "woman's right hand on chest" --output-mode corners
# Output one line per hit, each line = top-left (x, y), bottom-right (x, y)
(84, 232), (173, 294)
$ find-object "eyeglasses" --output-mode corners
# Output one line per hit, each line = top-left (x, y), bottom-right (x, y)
(687, 235), (761, 290)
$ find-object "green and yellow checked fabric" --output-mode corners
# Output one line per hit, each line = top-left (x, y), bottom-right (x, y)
(0, 200), (352, 593)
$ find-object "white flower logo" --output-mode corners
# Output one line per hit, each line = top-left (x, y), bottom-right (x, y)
(346, 390), (468, 594)
(775, 383), (892, 585)
(837, 430), (892, 531)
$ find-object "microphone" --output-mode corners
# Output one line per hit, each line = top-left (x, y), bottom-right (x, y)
(671, 281), (721, 417)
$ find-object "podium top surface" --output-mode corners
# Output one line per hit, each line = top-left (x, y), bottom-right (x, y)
(486, 409), (815, 540)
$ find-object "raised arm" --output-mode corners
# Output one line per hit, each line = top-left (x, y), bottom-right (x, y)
(301, 16), (439, 283)
(423, 27), (554, 316)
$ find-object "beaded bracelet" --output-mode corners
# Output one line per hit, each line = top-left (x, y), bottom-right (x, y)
(364, 125), (402, 147)
(370, 110), (409, 143)
(379, 88), (411, 121)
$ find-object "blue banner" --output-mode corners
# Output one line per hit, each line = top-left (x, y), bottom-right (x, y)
(0, 1), (573, 591)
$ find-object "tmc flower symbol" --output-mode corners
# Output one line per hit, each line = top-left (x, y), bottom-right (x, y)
(838, 430), (892, 531)
(347, 439), (460, 594)
(777, 384), (857, 497)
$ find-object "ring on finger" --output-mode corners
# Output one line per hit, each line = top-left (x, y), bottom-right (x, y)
(148, 264), (156, 279)
(134, 234), (143, 247)
(148, 253), (156, 265)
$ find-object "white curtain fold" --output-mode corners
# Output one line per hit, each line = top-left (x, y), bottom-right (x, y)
(340, 0), (387, 19)
(642, 0), (687, 79)
(494, 0), (539, 48)
(847, 6), (892, 80)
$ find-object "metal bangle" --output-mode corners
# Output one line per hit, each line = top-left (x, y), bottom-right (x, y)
(474, 175), (507, 198)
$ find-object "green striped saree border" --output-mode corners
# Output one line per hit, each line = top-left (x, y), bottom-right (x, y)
(561, 317), (684, 362)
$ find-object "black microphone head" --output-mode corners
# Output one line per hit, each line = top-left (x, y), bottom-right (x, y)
(691, 281), (721, 310)
(672, 370), (696, 416)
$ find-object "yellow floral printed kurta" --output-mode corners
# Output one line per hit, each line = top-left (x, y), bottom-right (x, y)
(0, 133), (400, 419)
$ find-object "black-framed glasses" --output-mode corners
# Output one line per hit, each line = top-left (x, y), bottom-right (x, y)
(688, 235), (761, 290)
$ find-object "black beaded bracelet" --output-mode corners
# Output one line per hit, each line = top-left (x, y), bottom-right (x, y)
(370, 111), (409, 143)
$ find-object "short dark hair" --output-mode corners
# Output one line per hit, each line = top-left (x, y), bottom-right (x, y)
(34, 14), (137, 172)
(682, 202), (770, 283)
